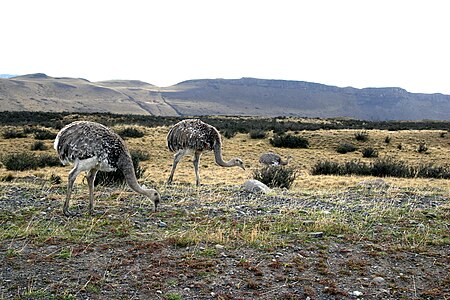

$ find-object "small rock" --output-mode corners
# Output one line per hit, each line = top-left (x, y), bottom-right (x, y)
(157, 221), (167, 228)
(308, 232), (324, 238)
(372, 276), (386, 284)
(351, 290), (363, 296)
(242, 179), (271, 194)
(215, 244), (225, 250)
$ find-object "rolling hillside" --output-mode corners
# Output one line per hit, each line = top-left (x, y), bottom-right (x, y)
(1, 73), (449, 120)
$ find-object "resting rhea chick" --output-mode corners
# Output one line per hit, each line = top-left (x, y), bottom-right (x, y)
(54, 121), (160, 216)
(167, 119), (245, 186)
(259, 152), (292, 166)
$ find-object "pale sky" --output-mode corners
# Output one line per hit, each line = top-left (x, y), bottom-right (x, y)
(2, 0), (450, 94)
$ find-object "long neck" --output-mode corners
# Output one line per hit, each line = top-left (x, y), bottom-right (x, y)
(120, 154), (146, 195)
(213, 141), (234, 167)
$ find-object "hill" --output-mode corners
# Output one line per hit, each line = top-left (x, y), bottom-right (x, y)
(1, 74), (449, 120)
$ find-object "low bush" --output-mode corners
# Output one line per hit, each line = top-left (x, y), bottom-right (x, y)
(336, 143), (356, 154)
(362, 147), (379, 158)
(116, 127), (145, 138)
(1, 152), (61, 171)
(31, 141), (48, 151)
(354, 131), (369, 142)
(249, 130), (267, 139)
(270, 134), (309, 148)
(253, 165), (297, 189)
(417, 143), (428, 153)
(311, 161), (342, 176)
(311, 157), (449, 179)
(3, 130), (26, 139)
(34, 129), (57, 140)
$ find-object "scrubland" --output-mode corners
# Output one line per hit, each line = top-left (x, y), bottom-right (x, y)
(0, 114), (449, 299)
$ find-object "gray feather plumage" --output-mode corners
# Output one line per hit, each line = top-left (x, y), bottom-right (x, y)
(259, 152), (289, 166)
(54, 121), (129, 170)
(167, 119), (221, 152)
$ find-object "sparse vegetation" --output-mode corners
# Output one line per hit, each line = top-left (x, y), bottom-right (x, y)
(252, 165), (297, 189)
(354, 131), (369, 141)
(31, 141), (48, 151)
(0, 113), (449, 299)
(248, 130), (266, 139)
(362, 147), (378, 158)
(116, 127), (145, 138)
(3, 129), (26, 139)
(312, 157), (450, 179)
(270, 134), (309, 148)
(1, 152), (61, 171)
(336, 143), (356, 154)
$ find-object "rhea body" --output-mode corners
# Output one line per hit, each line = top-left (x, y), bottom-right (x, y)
(167, 119), (245, 186)
(54, 121), (160, 216)
(259, 152), (292, 166)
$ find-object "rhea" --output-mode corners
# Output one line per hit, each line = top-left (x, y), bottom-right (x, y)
(54, 121), (160, 216)
(167, 119), (245, 186)
(259, 152), (292, 166)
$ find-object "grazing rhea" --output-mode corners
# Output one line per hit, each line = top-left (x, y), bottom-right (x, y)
(54, 121), (160, 216)
(259, 152), (292, 166)
(167, 119), (245, 186)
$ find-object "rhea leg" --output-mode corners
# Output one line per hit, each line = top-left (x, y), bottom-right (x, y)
(193, 151), (202, 186)
(64, 163), (83, 216)
(167, 150), (186, 184)
(86, 168), (99, 215)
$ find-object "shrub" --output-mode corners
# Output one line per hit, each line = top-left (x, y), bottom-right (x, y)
(3, 130), (26, 139)
(116, 127), (145, 138)
(50, 174), (62, 184)
(1, 152), (61, 171)
(270, 134), (309, 148)
(31, 141), (48, 151)
(417, 143), (428, 153)
(416, 163), (450, 179)
(397, 143), (403, 150)
(311, 161), (342, 175)
(384, 136), (391, 144)
(95, 152), (145, 186)
(222, 130), (237, 139)
(362, 147), (379, 158)
(130, 150), (150, 161)
(249, 130), (267, 139)
(253, 165), (297, 189)
(336, 143), (357, 154)
(354, 131), (369, 142)
(311, 157), (449, 179)
(34, 129), (57, 140)
(343, 160), (372, 176)
(371, 157), (413, 178)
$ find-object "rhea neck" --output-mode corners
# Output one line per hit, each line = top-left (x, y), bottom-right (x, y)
(213, 141), (236, 167)
(118, 153), (147, 195)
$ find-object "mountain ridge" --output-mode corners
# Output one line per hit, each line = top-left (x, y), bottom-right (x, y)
(0, 74), (449, 120)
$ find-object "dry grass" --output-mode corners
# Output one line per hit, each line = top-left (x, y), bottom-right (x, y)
(0, 120), (449, 299)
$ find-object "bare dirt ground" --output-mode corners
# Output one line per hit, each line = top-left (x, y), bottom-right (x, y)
(1, 177), (449, 300)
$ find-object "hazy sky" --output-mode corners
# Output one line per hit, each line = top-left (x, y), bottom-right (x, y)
(2, 0), (450, 94)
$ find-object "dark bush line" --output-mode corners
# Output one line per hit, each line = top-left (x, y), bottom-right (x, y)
(1, 111), (449, 132)
(311, 157), (450, 179)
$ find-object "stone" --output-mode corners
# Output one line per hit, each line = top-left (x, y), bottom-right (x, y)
(242, 179), (272, 194)
(372, 276), (386, 284)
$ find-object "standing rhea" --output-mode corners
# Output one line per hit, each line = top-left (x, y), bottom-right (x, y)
(259, 152), (292, 166)
(167, 119), (245, 186)
(54, 121), (160, 216)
